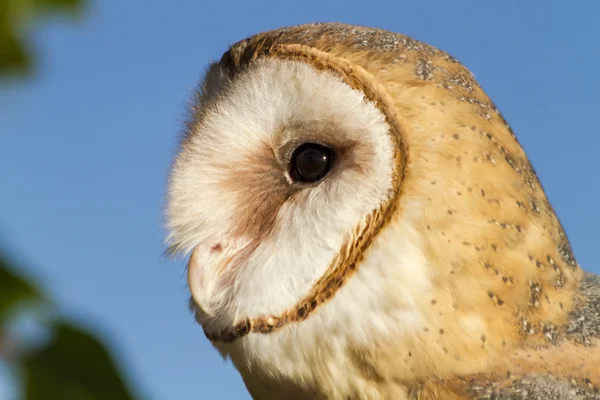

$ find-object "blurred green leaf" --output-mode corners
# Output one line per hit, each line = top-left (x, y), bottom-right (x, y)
(1, 1), (144, 397)
(0, 0), (85, 77)
(36, 0), (83, 13)
(0, 25), (31, 76)
(0, 254), (44, 320)
(22, 322), (138, 400)
(0, 252), (142, 399)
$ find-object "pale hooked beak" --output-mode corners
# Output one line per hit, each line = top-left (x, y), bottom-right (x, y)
(187, 239), (250, 317)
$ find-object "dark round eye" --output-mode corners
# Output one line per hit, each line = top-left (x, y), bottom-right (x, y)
(289, 143), (335, 183)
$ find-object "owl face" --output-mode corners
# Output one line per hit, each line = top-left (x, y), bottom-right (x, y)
(167, 58), (402, 336)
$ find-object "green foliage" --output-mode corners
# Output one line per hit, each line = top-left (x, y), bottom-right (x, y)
(0, 252), (140, 400)
(0, 257), (44, 317)
(22, 323), (138, 400)
(0, 0), (84, 76)
(1, 2), (145, 398)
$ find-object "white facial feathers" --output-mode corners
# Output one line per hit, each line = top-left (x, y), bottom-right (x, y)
(167, 59), (398, 331)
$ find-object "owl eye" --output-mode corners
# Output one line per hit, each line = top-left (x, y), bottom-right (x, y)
(289, 143), (335, 183)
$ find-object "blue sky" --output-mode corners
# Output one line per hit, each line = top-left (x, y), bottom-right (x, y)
(1, 1), (599, 399)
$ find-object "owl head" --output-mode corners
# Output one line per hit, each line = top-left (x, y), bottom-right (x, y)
(166, 23), (582, 387)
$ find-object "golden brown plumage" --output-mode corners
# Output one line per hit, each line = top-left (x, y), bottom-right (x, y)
(167, 23), (600, 399)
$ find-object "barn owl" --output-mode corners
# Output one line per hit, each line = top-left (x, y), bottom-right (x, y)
(166, 23), (600, 399)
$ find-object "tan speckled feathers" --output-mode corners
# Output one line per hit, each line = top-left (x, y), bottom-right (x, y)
(182, 23), (600, 398)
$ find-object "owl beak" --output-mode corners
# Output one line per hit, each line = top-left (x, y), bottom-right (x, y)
(187, 239), (250, 317)
(187, 245), (225, 317)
